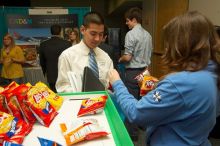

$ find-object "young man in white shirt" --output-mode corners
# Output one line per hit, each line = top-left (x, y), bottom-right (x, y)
(56, 12), (113, 93)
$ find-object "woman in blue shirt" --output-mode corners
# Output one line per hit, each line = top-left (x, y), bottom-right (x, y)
(109, 11), (220, 146)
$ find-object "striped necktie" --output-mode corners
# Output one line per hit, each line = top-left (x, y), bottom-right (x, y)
(89, 50), (99, 78)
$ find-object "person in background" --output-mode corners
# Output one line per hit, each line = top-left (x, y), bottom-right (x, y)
(119, 7), (153, 141)
(68, 28), (80, 46)
(0, 33), (25, 84)
(56, 11), (113, 93)
(108, 11), (220, 146)
(39, 24), (71, 92)
(99, 25), (116, 68)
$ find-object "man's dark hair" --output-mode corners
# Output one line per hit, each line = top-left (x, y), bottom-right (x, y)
(51, 24), (61, 35)
(125, 7), (142, 23)
(83, 11), (104, 27)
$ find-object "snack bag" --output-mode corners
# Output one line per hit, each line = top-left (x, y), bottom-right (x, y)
(0, 94), (9, 113)
(0, 86), (6, 113)
(134, 69), (158, 96)
(26, 86), (58, 127)
(60, 119), (108, 145)
(34, 82), (63, 111)
(139, 75), (158, 96)
(12, 84), (36, 124)
(5, 95), (24, 121)
(134, 68), (150, 82)
(77, 96), (108, 117)
(0, 112), (32, 145)
(2, 82), (19, 94)
(1, 82), (19, 116)
(37, 137), (62, 146)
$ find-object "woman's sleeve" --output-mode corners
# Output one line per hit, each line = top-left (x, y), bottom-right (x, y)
(112, 79), (185, 127)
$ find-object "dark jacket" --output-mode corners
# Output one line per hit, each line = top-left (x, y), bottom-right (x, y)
(39, 36), (71, 84)
(99, 42), (117, 68)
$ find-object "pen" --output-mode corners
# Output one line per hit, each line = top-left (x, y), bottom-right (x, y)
(69, 98), (90, 100)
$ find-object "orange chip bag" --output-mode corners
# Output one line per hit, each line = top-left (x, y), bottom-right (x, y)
(77, 96), (108, 117)
(60, 119), (108, 145)
(26, 86), (58, 127)
(0, 112), (32, 144)
(34, 82), (63, 111)
(139, 75), (158, 96)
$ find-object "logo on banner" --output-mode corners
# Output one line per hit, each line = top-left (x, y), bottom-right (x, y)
(9, 18), (32, 25)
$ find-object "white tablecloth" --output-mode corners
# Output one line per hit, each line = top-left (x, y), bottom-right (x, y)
(23, 93), (116, 146)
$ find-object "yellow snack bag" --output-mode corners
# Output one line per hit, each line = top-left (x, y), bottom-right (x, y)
(0, 112), (14, 134)
(25, 82), (32, 87)
(34, 82), (63, 110)
(26, 86), (58, 127)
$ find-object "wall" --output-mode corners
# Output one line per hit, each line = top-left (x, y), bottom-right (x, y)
(143, 0), (188, 78)
(189, 0), (220, 26)
(31, 0), (104, 13)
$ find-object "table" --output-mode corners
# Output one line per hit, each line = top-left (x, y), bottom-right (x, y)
(23, 91), (133, 146)
(23, 67), (48, 85)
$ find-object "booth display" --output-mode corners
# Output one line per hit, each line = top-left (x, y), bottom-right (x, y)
(22, 91), (133, 146)
(23, 67), (47, 85)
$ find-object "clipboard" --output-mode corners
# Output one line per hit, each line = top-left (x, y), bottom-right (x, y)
(82, 66), (105, 92)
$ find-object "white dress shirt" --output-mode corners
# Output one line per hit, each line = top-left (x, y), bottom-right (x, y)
(56, 40), (113, 93)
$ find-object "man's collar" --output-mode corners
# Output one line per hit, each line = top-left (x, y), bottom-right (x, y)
(132, 23), (141, 29)
(80, 40), (98, 56)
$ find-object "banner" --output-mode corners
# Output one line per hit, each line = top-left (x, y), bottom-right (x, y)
(6, 14), (78, 66)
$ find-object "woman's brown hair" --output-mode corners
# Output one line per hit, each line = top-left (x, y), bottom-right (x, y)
(3, 33), (15, 49)
(69, 28), (80, 44)
(162, 11), (220, 88)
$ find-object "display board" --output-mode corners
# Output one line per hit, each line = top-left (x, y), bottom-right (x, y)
(0, 7), (90, 54)
(6, 14), (78, 66)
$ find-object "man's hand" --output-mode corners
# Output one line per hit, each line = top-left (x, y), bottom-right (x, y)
(118, 54), (132, 63)
(108, 69), (121, 85)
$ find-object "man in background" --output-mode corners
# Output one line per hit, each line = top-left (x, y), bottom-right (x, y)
(39, 24), (71, 92)
(119, 7), (153, 141)
(56, 12), (113, 93)
(99, 25), (116, 68)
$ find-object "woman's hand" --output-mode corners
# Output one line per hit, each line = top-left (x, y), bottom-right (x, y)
(108, 69), (121, 85)
(3, 57), (13, 65)
(11, 58), (25, 64)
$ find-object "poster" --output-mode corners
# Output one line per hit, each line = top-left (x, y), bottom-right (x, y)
(6, 14), (78, 66)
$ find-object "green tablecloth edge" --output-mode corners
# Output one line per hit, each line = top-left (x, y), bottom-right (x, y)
(58, 91), (133, 146)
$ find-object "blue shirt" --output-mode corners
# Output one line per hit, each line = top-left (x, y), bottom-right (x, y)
(112, 61), (218, 146)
